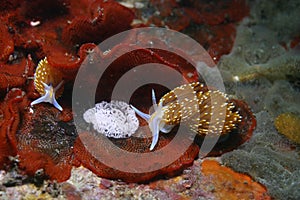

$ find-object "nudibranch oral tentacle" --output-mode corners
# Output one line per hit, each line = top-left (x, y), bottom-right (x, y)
(131, 104), (163, 151)
(131, 89), (174, 151)
(132, 82), (242, 151)
(130, 105), (151, 121)
(31, 57), (64, 111)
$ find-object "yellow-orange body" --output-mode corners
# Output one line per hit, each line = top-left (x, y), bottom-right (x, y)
(132, 82), (242, 150)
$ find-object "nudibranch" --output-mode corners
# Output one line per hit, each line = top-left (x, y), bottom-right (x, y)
(31, 57), (64, 111)
(131, 82), (242, 150)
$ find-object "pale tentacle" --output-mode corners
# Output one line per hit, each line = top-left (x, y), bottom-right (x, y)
(51, 95), (63, 111)
(152, 89), (158, 110)
(31, 94), (50, 106)
(130, 105), (151, 121)
(54, 80), (64, 92)
(41, 82), (51, 93)
(149, 116), (160, 151)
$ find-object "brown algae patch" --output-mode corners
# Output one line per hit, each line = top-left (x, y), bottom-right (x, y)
(275, 113), (300, 144)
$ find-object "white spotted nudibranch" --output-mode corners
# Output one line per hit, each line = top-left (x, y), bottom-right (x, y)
(131, 82), (242, 151)
(31, 57), (64, 111)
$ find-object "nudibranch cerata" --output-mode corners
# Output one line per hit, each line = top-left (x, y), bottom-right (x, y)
(131, 82), (242, 150)
(31, 57), (64, 111)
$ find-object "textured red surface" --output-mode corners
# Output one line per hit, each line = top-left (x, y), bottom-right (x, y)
(62, 1), (134, 46)
(0, 0), (255, 182)
(0, 88), (29, 169)
(147, 0), (249, 62)
(0, 56), (35, 94)
(16, 104), (76, 181)
(0, 22), (14, 61)
(73, 131), (200, 183)
(1, 0), (134, 79)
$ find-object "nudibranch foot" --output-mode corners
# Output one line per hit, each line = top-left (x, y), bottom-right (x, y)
(131, 105), (161, 150)
(132, 89), (170, 151)
(150, 121), (159, 151)
(31, 81), (63, 111)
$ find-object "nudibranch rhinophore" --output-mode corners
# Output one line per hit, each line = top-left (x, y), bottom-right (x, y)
(31, 57), (64, 111)
(131, 82), (242, 150)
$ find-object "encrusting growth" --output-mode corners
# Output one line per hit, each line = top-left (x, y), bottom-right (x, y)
(83, 100), (139, 138)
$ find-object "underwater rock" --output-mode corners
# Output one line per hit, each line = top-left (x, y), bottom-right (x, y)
(201, 159), (270, 200)
(226, 51), (300, 83)
(218, 1), (300, 82)
(222, 111), (300, 199)
(264, 80), (300, 117)
(275, 113), (300, 144)
(225, 77), (273, 113)
(225, 66), (300, 116)
(222, 148), (300, 200)
(250, 0), (300, 42)
(148, 158), (270, 199)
